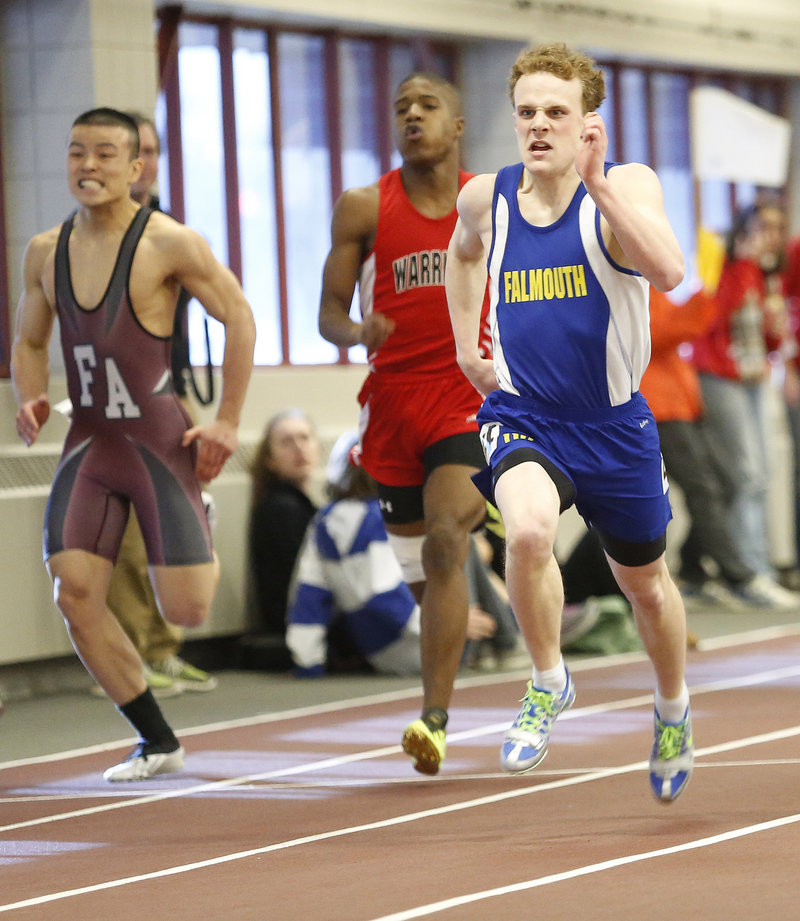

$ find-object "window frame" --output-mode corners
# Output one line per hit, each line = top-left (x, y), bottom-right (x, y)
(156, 9), (460, 369)
(153, 10), (791, 369)
(0, 101), (9, 376)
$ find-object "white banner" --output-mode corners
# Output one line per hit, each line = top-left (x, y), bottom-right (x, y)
(690, 86), (791, 187)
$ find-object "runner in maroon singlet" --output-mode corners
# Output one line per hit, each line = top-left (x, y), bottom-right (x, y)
(11, 108), (255, 782)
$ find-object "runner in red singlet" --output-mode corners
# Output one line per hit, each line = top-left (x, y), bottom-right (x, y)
(11, 108), (255, 782)
(319, 74), (489, 775)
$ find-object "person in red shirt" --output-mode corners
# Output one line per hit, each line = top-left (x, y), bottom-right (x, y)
(643, 287), (797, 607)
(691, 203), (789, 580)
(318, 74), (488, 775)
(780, 232), (800, 579)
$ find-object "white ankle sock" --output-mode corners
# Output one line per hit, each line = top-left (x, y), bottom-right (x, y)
(533, 658), (567, 693)
(655, 684), (689, 723)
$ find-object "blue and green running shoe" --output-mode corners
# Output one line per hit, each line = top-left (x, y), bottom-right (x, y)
(500, 669), (576, 773)
(649, 707), (694, 802)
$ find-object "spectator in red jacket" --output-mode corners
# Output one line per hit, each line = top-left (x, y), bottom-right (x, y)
(641, 285), (797, 608)
(690, 203), (790, 581)
(779, 232), (800, 580)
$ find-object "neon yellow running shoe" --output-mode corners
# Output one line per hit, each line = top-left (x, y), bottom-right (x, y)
(90, 664), (182, 699)
(150, 655), (218, 692)
(402, 719), (446, 775)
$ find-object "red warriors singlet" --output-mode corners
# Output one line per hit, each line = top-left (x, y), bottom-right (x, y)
(356, 170), (489, 489)
(45, 207), (213, 566)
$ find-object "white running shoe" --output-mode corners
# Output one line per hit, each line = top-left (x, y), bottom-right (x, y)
(103, 744), (185, 782)
(734, 574), (800, 610)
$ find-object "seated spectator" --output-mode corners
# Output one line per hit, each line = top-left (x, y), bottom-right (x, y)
(461, 531), (525, 670)
(287, 432), (523, 676)
(243, 409), (320, 670)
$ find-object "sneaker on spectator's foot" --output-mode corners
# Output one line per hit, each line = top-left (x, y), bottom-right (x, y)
(402, 719), (446, 775)
(150, 655), (218, 692)
(103, 743), (185, 782)
(500, 669), (576, 773)
(649, 707), (694, 803)
(733, 574), (800, 610)
(90, 664), (183, 699)
(680, 579), (742, 610)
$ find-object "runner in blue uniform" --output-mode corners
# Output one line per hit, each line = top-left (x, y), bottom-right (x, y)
(446, 44), (693, 802)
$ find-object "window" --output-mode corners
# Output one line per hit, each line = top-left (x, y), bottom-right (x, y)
(233, 28), (281, 365)
(157, 11), (458, 368)
(651, 72), (694, 300)
(339, 38), (382, 192)
(278, 32), (335, 365)
(177, 22), (229, 366)
(0, 113), (8, 375)
(155, 9), (791, 367)
(597, 59), (788, 301)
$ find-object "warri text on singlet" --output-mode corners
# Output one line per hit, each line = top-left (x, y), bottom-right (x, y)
(392, 249), (447, 293)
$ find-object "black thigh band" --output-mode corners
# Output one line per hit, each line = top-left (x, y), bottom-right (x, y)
(596, 529), (667, 567)
(494, 446), (576, 513)
(423, 432), (485, 479)
(375, 482), (424, 525)
(376, 433), (485, 526)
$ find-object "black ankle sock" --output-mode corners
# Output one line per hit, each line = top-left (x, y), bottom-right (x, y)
(422, 707), (448, 732)
(119, 689), (179, 751)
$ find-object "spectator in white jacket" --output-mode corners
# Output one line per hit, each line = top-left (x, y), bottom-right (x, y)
(286, 431), (422, 676)
(286, 432), (522, 677)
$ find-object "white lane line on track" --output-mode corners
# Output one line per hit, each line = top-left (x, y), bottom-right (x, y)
(2, 726), (800, 914)
(3, 756), (800, 804)
(694, 622), (800, 651)
(3, 624), (798, 773)
(0, 650), (650, 773)
(3, 662), (800, 835)
(364, 813), (800, 921)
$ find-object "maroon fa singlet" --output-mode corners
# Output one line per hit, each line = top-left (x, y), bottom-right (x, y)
(44, 207), (213, 566)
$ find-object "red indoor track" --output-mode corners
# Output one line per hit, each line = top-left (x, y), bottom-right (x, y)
(2, 628), (800, 920)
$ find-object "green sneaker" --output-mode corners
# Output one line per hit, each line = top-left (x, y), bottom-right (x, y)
(150, 655), (218, 692)
(402, 718), (446, 775)
(143, 664), (184, 698)
(90, 664), (182, 699)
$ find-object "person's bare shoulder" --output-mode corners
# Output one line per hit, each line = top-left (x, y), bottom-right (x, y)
(139, 209), (210, 269)
(23, 224), (62, 295)
(606, 161), (661, 197)
(141, 208), (189, 242)
(25, 224), (61, 262)
(456, 173), (496, 229)
(459, 173), (496, 205)
(331, 182), (380, 246)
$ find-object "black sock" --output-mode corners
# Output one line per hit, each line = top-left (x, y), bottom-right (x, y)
(422, 707), (448, 732)
(119, 689), (179, 752)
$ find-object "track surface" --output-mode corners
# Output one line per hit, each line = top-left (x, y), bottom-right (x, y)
(2, 629), (799, 920)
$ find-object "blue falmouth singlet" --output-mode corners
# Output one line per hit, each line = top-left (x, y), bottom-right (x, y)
(487, 162), (650, 409)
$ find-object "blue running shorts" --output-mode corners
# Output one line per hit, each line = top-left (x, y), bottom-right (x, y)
(475, 389), (672, 545)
